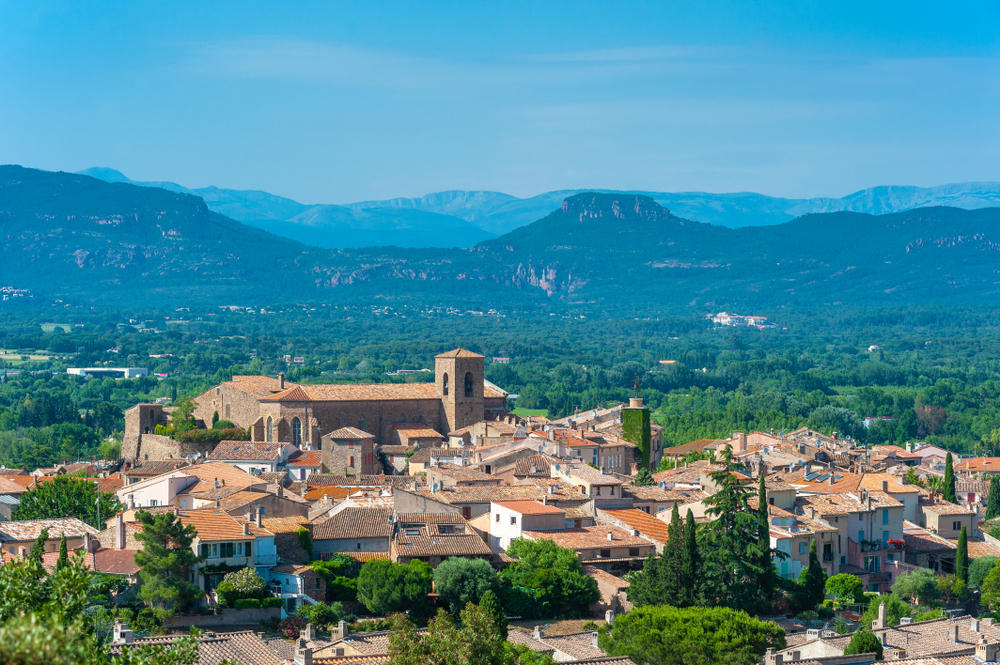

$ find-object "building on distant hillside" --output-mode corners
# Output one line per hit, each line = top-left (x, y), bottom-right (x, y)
(68, 367), (148, 379)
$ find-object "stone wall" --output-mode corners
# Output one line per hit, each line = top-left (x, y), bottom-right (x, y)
(122, 433), (215, 462)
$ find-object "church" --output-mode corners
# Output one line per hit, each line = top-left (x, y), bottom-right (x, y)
(190, 348), (507, 448)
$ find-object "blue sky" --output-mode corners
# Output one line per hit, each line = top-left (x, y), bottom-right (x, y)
(1, 1), (998, 202)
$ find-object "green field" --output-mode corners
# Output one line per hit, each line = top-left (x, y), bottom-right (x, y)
(513, 407), (549, 418)
(0, 349), (57, 365)
(41, 323), (73, 333)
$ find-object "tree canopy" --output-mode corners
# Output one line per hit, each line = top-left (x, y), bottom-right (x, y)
(599, 605), (786, 665)
(433, 557), (499, 613)
(357, 559), (433, 617)
(14, 475), (121, 528)
(133, 510), (202, 617)
(499, 538), (599, 618)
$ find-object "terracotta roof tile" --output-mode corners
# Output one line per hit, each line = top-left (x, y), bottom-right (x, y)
(327, 427), (376, 440)
(111, 629), (282, 665)
(494, 500), (565, 515)
(0, 517), (98, 542)
(177, 509), (273, 541)
(392, 533), (491, 558)
(523, 525), (653, 550)
(600, 508), (671, 543)
(288, 450), (323, 467)
(313, 507), (393, 540)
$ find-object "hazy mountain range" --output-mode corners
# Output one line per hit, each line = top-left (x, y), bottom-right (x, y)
(78, 167), (1000, 249)
(5, 165), (1000, 311)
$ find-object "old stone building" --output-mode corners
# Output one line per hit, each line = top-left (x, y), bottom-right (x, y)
(123, 349), (507, 461)
(189, 348), (505, 448)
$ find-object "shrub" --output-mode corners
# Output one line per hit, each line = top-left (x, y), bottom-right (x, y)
(845, 629), (883, 659)
(432, 557), (499, 613)
(233, 598), (261, 610)
(171, 427), (249, 444)
(261, 596), (283, 608)
(213, 419), (237, 430)
(216, 567), (268, 607)
(295, 601), (349, 627)
(277, 615), (307, 639)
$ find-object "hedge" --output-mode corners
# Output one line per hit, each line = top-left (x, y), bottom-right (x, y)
(262, 597), (283, 608)
(233, 598), (262, 610)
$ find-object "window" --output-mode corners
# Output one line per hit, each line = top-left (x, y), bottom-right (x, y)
(768, 498), (775, 505)
(292, 418), (302, 446)
(599, 549), (611, 558)
(882, 509), (889, 525)
(464, 372), (474, 397)
(882, 530), (889, 544)
(225, 404), (231, 419)
(150, 499), (159, 507)
(356, 543), (361, 550)
(858, 529), (865, 543)
(495, 513), (500, 522)
(245, 541), (252, 557)
(442, 373), (449, 396)
(462, 506), (471, 519)
(864, 555), (881, 572)
(348, 441), (355, 449)
(629, 548), (640, 557)
(510, 516), (517, 526)
(953, 521), (962, 531)
(220, 542), (234, 558)
(798, 542), (808, 555)
(266, 417), (273, 442)
(596, 486), (601, 496)
(348, 456), (354, 468)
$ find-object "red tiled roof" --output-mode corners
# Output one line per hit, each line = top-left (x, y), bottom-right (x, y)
(177, 509), (272, 541)
(208, 441), (288, 461)
(287, 450), (322, 467)
(494, 500), (565, 515)
(313, 507), (393, 540)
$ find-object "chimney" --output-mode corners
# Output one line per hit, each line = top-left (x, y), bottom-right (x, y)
(542, 495), (547, 505)
(764, 649), (783, 665)
(873, 601), (887, 629)
(277, 484), (284, 498)
(882, 480), (889, 492)
(116, 512), (126, 550)
(242, 522), (250, 536)
(953, 624), (960, 643)
(278, 372), (285, 390)
(972, 619), (981, 634)
(977, 637), (1000, 663)
(294, 639), (313, 665)
(112, 620), (134, 645)
(606, 531), (614, 542)
(303, 623), (316, 641)
(331, 620), (347, 641)
(532, 625), (543, 640)
(827, 474), (834, 486)
(83, 532), (93, 553)
(256, 509), (263, 527)
(18, 547), (26, 558)
(591, 632), (599, 648)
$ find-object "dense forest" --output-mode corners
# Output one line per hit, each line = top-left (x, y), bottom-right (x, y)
(2, 303), (1000, 470)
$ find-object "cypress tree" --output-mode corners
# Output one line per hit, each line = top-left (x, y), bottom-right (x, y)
(479, 589), (507, 640)
(943, 452), (957, 503)
(28, 527), (49, 564)
(664, 503), (686, 606)
(56, 534), (69, 570)
(800, 540), (827, 610)
(956, 525), (969, 584)
(757, 474), (776, 606)
(987, 476), (1000, 520)
(683, 508), (699, 606)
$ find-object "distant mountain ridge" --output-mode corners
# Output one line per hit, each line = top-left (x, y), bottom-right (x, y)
(78, 166), (1000, 245)
(7, 166), (1000, 309)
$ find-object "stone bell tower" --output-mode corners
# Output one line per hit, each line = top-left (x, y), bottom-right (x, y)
(436, 348), (485, 434)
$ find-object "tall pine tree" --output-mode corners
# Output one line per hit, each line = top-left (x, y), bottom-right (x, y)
(987, 476), (1000, 520)
(956, 525), (969, 584)
(703, 446), (764, 612)
(943, 452), (957, 503)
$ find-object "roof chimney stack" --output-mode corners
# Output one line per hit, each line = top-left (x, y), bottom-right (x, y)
(278, 372), (285, 390)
